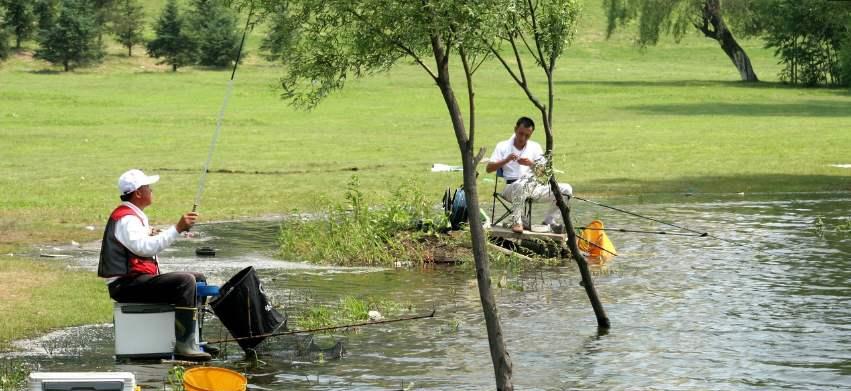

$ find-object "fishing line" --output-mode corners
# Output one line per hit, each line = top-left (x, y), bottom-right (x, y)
(572, 196), (748, 248)
(205, 310), (437, 345)
(574, 235), (619, 257)
(192, 5), (256, 213)
(577, 226), (705, 237)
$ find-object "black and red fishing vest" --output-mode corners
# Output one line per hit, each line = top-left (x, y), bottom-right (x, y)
(98, 205), (160, 278)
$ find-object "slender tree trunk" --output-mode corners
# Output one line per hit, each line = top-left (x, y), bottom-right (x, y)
(548, 177), (610, 328)
(717, 27), (758, 82)
(697, 0), (758, 82)
(128, 45), (132, 57)
(431, 35), (514, 391)
(63, 60), (69, 72)
(540, 112), (610, 329)
(172, 63), (177, 72)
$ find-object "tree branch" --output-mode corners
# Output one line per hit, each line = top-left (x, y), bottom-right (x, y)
(489, 44), (524, 87)
(460, 45), (476, 150)
(509, 31), (531, 86)
(526, 0), (550, 70)
(346, 8), (438, 81)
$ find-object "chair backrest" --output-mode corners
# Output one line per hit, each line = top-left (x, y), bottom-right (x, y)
(495, 167), (504, 178)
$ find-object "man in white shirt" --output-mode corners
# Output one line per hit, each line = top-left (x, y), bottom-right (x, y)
(98, 169), (210, 361)
(486, 117), (573, 233)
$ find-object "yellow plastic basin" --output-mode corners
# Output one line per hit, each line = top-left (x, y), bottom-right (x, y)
(183, 367), (247, 391)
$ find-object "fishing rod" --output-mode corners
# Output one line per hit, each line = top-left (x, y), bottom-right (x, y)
(572, 196), (747, 247)
(578, 226), (705, 237)
(205, 310), (437, 345)
(192, 5), (256, 213)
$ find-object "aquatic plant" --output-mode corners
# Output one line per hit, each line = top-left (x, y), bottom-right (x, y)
(295, 296), (407, 332)
(279, 176), (450, 266)
(167, 365), (185, 391)
(0, 359), (29, 391)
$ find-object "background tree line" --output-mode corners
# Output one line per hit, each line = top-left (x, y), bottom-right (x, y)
(1, 0), (848, 86)
(0, 0), (241, 71)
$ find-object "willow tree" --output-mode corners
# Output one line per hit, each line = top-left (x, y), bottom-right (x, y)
(486, 0), (609, 329)
(604, 0), (759, 82)
(252, 0), (515, 388)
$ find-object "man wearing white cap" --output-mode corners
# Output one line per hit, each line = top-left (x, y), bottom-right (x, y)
(98, 169), (210, 361)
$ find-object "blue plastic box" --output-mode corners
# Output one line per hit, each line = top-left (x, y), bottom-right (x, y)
(196, 282), (220, 297)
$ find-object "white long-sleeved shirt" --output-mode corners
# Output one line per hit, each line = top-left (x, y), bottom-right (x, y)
(489, 135), (544, 180)
(106, 202), (179, 283)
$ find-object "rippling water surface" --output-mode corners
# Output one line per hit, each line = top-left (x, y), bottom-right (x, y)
(9, 194), (850, 390)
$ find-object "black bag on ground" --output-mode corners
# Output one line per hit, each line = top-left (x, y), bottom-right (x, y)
(449, 188), (468, 230)
(210, 266), (286, 351)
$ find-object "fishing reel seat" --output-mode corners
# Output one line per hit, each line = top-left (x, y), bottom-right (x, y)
(490, 168), (533, 229)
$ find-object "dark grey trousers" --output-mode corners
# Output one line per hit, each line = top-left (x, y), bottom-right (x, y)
(108, 272), (206, 307)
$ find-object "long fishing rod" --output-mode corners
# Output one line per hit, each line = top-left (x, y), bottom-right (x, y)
(205, 310), (437, 345)
(572, 196), (747, 247)
(192, 5), (256, 213)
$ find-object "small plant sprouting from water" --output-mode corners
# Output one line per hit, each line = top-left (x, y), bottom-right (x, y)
(296, 296), (407, 332)
(814, 216), (826, 237)
(813, 216), (851, 237)
(0, 359), (30, 391)
(835, 218), (851, 234)
(166, 365), (185, 391)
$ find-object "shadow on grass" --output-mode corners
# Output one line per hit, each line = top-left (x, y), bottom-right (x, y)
(580, 173), (851, 195)
(555, 79), (791, 90)
(27, 69), (62, 75)
(622, 100), (851, 117)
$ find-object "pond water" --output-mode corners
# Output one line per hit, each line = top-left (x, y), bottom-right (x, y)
(6, 193), (851, 390)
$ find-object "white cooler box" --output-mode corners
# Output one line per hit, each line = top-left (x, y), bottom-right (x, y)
(113, 302), (175, 359)
(28, 372), (136, 391)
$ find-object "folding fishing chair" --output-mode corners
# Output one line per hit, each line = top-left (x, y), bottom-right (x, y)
(490, 168), (533, 229)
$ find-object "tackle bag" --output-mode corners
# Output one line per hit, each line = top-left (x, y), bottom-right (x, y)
(210, 266), (287, 351)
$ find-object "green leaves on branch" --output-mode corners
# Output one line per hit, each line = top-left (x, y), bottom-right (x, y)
(757, 0), (851, 87)
(603, 0), (701, 46)
(256, 0), (533, 109)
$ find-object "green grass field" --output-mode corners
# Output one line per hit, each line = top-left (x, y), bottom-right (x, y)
(2, 1), (848, 251)
(0, 0), (849, 345)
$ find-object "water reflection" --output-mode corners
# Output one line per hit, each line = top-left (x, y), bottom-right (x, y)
(6, 194), (850, 390)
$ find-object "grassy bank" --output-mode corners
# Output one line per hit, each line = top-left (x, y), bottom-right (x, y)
(0, 259), (111, 350)
(0, 0), (849, 345)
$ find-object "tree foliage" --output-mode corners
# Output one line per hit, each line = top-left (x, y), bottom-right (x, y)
(187, 0), (241, 67)
(147, 0), (196, 71)
(603, 0), (759, 81)
(33, 0), (59, 37)
(0, 7), (10, 60)
(259, 1), (296, 62)
(1, 0), (35, 49)
(755, 0), (850, 87)
(111, 0), (145, 56)
(92, 0), (118, 45)
(604, 0), (697, 46)
(34, 0), (103, 71)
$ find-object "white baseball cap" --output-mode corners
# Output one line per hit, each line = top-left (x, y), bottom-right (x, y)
(118, 169), (160, 195)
